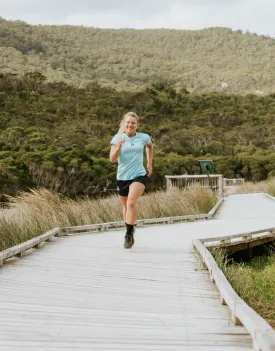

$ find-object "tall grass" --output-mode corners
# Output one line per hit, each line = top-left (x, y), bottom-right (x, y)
(212, 249), (275, 329)
(0, 187), (216, 251)
(233, 177), (275, 195)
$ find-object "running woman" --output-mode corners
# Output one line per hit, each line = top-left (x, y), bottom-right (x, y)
(110, 112), (153, 249)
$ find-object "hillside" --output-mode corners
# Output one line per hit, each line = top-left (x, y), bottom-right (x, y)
(1, 17), (275, 93)
(1, 76), (275, 197)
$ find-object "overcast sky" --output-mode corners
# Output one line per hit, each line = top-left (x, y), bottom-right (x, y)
(1, 0), (275, 37)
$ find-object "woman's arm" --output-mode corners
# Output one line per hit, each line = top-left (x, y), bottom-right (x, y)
(109, 140), (125, 163)
(145, 141), (153, 176)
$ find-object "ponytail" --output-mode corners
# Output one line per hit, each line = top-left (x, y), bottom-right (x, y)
(117, 120), (125, 134)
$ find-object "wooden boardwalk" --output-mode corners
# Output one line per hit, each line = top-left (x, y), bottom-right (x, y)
(1, 193), (275, 350)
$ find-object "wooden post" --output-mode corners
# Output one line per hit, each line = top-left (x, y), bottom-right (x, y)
(218, 175), (223, 199)
(166, 177), (170, 191)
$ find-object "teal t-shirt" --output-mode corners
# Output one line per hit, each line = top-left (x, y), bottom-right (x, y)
(111, 132), (151, 180)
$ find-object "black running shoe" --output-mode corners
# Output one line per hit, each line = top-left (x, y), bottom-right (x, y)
(124, 225), (136, 249)
(124, 234), (134, 249)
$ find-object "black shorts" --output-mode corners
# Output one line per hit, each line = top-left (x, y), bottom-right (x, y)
(117, 175), (148, 197)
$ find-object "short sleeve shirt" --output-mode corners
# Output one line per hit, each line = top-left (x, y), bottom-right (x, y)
(110, 132), (151, 180)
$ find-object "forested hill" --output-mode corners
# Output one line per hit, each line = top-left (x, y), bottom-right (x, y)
(1, 76), (275, 197)
(1, 17), (275, 94)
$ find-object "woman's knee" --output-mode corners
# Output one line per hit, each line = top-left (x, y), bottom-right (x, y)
(127, 199), (136, 209)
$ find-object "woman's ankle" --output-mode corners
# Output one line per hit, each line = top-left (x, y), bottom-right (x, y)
(125, 223), (136, 235)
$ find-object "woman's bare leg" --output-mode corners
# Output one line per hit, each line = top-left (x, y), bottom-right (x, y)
(126, 182), (145, 225)
(119, 196), (128, 221)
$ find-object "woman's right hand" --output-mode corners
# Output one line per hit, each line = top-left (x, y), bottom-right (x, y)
(116, 139), (125, 150)
(110, 139), (125, 163)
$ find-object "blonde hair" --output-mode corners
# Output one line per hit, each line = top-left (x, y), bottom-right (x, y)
(118, 112), (139, 134)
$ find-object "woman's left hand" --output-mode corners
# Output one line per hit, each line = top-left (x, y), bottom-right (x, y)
(147, 164), (153, 176)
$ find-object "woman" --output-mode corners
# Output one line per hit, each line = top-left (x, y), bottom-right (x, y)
(110, 112), (153, 249)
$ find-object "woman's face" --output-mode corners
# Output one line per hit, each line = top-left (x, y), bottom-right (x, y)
(124, 116), (138, 135)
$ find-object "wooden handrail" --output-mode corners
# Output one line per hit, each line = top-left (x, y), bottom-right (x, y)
(0, 227), (60, 267)
(165, 174), (224, 199)
(61, 213), (210, 234)
(201, 227), (275, 244)
(193, 233), (275, 351)
(165, 174), (223, 179)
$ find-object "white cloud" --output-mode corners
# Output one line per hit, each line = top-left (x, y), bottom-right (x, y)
(1, 0), (275, 37)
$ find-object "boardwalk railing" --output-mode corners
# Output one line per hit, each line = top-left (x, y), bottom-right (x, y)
(201, 226), (275, 248)
(224, 178), (245, 187)
(165, 174), (224, 199)
(193, 228), (275, 351)
(0, 227), (60, 267)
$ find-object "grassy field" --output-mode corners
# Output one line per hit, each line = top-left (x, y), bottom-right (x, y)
(0, 186), (216, 252)
(212, 249), (275, 329)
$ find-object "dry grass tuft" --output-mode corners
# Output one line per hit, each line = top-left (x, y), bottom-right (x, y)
(138, 187), (216, 219)
(233, 177), (275, 195)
